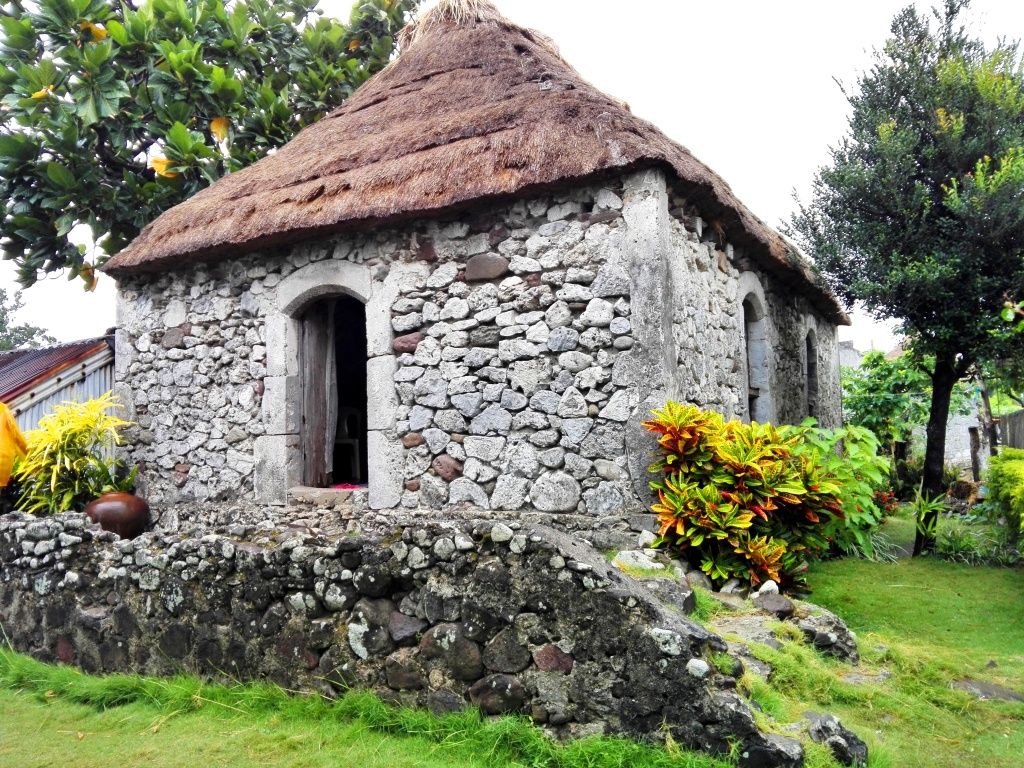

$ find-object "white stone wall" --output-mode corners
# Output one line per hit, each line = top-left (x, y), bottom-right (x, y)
(664, 190), (842, 429)
(114, 169), (842, 517)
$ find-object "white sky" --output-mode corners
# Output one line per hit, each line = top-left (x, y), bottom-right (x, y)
(3, 0), (1022, 350)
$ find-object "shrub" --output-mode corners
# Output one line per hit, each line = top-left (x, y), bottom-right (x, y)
(874, 487), (899, 515)
(898, 454), (959, 500)
(984, 447), (1024, 547)
(13, 392), (136, 515)
(936, 517), (1020, 566)
(644, 403), (888, 589)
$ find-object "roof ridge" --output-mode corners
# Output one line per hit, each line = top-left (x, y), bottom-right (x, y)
(0, 335), (111, 360)
(399, 0), (504, 50)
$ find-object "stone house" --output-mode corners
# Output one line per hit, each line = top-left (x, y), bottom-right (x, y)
(103, 1), (848, 518)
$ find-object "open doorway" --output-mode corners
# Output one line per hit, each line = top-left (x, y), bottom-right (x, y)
(300, 295), (368, 488)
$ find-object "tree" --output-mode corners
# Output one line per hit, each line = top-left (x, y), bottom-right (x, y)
(0, 0), (413, 288)
(790, 0), (1024, 554)
(0, 287), (55, 350)
(842, 349), (971, 496)
(842, 350), (932, 452)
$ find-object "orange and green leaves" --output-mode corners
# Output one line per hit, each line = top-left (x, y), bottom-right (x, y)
(646, 404), (887, 589)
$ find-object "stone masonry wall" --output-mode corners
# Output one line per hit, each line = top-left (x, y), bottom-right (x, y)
(0, 510), (805, 767)
(665, 187), (842, 428)
(114, 181), (646, 514)
(114, 170), (841, 516)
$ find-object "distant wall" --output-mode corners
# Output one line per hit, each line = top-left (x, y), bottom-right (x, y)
(1001, 410), (1024, 450)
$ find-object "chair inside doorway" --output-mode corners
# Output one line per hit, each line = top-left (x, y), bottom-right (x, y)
(299, 294), (368, 488)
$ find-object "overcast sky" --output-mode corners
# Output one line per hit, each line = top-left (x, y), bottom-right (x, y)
(3, 0), (1022, 349)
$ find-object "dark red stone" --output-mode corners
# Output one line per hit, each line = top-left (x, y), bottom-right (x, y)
(488, 225), (510, 247)
(56, 636), (75, 664)
(525, 273), (542, 287)
(416, 239), (437, 262)
(468, 674), (527, 714)
(404, 478), (421, 492)
(393, 332), (424, 353)
(533, 643), (574, 674)
(402, 433), (425, 448)
(431, 455), (463, 482)
(385, 652), (425, 690)
(389, 611), (427, 645)
(583, 210), (620, 226)
(464, 253), (510, 282)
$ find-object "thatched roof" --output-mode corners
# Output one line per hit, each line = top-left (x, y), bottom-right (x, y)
(103, 0), (847, 323)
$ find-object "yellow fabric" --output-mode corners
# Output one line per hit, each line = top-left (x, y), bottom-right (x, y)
(0, 403), (27, 488)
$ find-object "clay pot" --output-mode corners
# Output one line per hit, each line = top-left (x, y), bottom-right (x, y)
(84, 492), (151, 540)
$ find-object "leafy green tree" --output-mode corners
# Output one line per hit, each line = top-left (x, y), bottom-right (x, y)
(843, 350), (972, 448)
(1002, 300), (1024, 334)
(790, 0), (1024, 554)
(0, 287), (55, 350)
(0, 0), (412, 288)
(842, 350), (932, 451)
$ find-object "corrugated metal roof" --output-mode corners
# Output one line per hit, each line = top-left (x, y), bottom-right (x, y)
(0, 336), (114, 403)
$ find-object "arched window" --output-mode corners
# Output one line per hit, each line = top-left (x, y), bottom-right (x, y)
(805, 330), (819, 418)
(742, 293), (772, 423)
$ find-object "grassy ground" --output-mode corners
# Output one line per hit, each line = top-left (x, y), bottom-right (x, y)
(752, 514), (1024, 768)
(0, 649), (729, 768)
(0, 688), (468, 768)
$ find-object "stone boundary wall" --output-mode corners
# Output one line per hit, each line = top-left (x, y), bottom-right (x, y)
(0, 510), (804, 767)
(1001, 409), (1024, 450)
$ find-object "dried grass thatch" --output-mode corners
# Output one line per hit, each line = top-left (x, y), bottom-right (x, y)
(103, 0), (845, 322)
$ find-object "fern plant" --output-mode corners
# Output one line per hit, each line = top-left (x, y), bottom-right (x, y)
(13, 392), (136, 515)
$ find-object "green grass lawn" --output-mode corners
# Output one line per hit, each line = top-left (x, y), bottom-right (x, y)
(772, 516), (1024, 768)
(0, 688), (470, 768)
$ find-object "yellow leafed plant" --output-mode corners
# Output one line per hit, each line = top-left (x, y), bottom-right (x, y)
(13, 392), (136, 515)
(0, 403), (27, 488)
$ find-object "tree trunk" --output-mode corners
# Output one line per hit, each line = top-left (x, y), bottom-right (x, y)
(913, 354), (958, 556)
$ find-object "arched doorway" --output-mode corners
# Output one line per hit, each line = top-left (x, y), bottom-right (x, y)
(299, 294), (368, 488)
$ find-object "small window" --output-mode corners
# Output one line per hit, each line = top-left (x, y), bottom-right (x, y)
(742, 295), (771, 423)
(805, 330), (819, 418)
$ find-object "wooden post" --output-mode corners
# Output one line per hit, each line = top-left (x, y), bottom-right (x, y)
(977, 376), (999, 456)
(968, 426), (981, 482)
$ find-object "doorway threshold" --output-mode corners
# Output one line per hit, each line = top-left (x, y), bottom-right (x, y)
(287, 485), (365, 507)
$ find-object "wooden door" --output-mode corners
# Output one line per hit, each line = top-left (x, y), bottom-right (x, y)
(301, 301), (336, 487)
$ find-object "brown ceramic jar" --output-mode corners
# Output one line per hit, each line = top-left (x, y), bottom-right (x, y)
(84, 492), (151, 540)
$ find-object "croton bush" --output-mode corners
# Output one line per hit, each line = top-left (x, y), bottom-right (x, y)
(644, 403), (888, 589)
